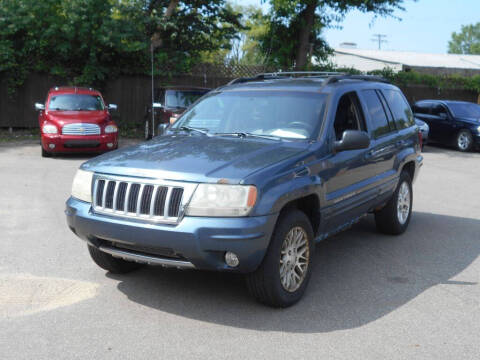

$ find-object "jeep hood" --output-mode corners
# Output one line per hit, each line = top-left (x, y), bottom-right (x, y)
(82, 134), (309, 183)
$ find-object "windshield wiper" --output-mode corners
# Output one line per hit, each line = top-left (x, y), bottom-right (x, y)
(178, 126), (210, 136)
(214, 132), (281, 140)
(214, 132), (281, 141)
(213, 132), (248, 138)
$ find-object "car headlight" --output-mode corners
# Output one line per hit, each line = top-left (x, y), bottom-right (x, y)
(185, 184), (257, 217)
(42, 124), (58, 134)
(71, 169), (94, 203)
(105, 124), (118, 133)
(476, 125), (480, 133)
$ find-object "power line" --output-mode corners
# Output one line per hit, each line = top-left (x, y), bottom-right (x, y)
(372, 34), (388, 50)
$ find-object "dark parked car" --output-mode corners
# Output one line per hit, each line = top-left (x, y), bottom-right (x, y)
(413, 100), (480, 152)
(144, 86), (210, 139)
(66, 73), (422, 307)
(415, 118), (429, 149)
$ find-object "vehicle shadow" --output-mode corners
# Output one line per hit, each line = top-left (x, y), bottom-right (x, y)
(109, 211), (480, 333)
(425, 142), (480, 157)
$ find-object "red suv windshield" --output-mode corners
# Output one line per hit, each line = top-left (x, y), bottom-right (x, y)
(48, 94), (105, 111)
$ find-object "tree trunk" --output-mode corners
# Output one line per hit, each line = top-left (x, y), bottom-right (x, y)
(151, 0), (180, 50)
(294, 2), (317, 70)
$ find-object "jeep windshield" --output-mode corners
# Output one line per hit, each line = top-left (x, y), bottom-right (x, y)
(48, 94), (105, 111)
(171, 90), (327, 140)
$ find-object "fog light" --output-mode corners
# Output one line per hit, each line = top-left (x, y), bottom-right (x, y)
(48, 144), (55, 149)
(107, 143), (113, 148)
(225, 252), (239, 267)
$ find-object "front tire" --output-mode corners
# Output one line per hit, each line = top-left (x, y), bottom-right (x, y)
(456, 130), (473, 152)
(88, 245), (143, 274)
(375, 171), (413, 235)
(246, 209), (314, 308)
(41, 147), (51, 158)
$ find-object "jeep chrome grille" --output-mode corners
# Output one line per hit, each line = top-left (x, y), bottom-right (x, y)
(93, 175), (196, 224)
(62, 123), (101, 135)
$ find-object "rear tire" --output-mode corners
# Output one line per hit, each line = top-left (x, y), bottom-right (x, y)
(88, 245), (143, 274)
(375, 171), (413, 235)
(456, 130), (473, 152)
(246, 209), (314, 308)
(145, 120), (152, 140)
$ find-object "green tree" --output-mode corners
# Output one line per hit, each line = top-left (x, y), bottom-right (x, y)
(0, 0), (243, 92)
(260, 0), (407, 70)
(448, 23), (480, 55)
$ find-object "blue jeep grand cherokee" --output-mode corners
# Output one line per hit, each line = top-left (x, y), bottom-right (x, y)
(66, 73), (423, 307)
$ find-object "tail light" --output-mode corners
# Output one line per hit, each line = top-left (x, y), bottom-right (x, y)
(418, 130), (423, 150)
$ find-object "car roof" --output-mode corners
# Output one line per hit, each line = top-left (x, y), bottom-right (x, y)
(415, 99), (478, 106)
(216, 74), (398, 94)
(48, 86), (101, 96)
(158, 86), (211, 91)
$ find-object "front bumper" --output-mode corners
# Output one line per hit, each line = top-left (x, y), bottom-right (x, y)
(65, 197), (278, 273)
(42, 133), (118, 153)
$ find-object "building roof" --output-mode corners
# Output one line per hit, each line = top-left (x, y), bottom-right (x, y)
(330, 48), (480, 72)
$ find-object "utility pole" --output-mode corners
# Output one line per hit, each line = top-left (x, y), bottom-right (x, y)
(371, 34), (387, 50)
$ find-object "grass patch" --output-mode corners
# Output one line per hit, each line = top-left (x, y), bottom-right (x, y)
(0, 128), (40, 143)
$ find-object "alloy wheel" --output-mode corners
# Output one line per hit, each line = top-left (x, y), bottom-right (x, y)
(280, 226), (310, 292)
(397, 181), (411, 225)
(458, 132), (470, 150)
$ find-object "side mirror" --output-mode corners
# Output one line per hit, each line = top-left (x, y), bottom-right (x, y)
(439, 112), (448, 120)
(108, 104), (118, 111)
(35, 103), (45, 111)
(334, 130), (370, 152)
(152, 102), (163, 109)
(157, 123), (169, 136)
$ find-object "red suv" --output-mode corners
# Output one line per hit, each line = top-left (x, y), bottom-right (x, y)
(35, 87), (118, 157)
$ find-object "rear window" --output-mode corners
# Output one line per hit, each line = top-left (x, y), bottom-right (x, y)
(165, 90), (208, 108)
(48, 94), (104, 111)
(362, 90), (393, 138)
(382, 89), (415, 129)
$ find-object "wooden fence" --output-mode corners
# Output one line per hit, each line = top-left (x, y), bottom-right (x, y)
(1, 70), (478, 129)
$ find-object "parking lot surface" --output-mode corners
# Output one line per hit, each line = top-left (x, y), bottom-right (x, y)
(1, 141), (480, 359)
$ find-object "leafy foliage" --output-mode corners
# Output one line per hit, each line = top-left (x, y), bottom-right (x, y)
(254, 0), (407, 70)
(0, 0), (243, 93)
(448, 22), (480, 55)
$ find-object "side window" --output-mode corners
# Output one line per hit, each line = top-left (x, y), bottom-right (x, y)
(431, 104), (448, 118)
(413, 102), (431, 115)
(333, 92), (366, 140)
(382, 89), (415, 129)
(362, 90), (392, 139)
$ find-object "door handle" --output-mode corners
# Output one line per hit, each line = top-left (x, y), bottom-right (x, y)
(294, 167), (310, 178)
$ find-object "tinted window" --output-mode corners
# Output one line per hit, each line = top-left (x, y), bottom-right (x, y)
(165, 90), (208, 108)
(333, 92), (366, 140)
(362, 90), (392, 138)
(413, 102), (432, 114)
(173, 91), (327, 139)
(48, 94), (104, 111)
(447, 102), (480, 118)
(382, 89), (414, 129)
(431, 104), (448, 117)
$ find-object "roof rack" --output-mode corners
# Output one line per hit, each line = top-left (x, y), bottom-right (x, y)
(227, 72), (389, 86)
(322, 74), (390, 86)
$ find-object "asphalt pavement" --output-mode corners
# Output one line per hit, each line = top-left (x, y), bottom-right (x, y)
(1, 140), (479, 359)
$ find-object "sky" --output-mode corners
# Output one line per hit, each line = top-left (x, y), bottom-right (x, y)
(236, 0), (480, 54)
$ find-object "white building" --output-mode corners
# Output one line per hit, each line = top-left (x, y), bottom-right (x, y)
(329, 48), (480, 76)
